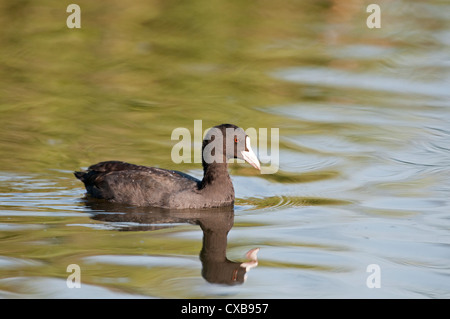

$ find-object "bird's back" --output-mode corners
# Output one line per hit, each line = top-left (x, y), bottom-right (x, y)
(75, 161), (201, 207)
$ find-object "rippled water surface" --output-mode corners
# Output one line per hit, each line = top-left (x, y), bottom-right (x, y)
(1, 0), (449, 298)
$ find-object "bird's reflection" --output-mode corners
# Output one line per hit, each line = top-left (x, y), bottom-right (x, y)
(84, 198), (258, 285)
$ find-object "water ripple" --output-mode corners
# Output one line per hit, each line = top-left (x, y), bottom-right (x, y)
(272, 67), (450, 99)
(237, 195), (352, 211)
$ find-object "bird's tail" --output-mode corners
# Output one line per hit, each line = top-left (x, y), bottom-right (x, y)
(74, 171), (86, 182)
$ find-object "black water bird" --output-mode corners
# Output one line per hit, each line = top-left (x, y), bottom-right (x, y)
(74, 124), (260, 209)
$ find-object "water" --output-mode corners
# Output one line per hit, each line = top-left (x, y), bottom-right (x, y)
(0, 0), (449, 298)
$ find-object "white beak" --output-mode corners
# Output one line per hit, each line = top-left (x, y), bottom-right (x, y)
(241, 137), (261, 170)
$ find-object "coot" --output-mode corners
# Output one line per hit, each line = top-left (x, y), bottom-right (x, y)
(74, 124), (260, 209)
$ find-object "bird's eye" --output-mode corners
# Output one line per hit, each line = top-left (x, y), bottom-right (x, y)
(234, 137), (238, 143)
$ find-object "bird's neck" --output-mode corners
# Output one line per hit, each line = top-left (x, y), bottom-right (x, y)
(201, 162), (233, 190)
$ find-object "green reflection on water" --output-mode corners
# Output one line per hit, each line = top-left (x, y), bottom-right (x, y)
(0, 0), (391, 174)
(1, 0), (449, 298)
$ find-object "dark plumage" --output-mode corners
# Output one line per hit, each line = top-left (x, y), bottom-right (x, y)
(74, 124), (260, 209)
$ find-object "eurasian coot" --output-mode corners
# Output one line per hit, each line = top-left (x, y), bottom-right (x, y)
(74, 124), (260, 209)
